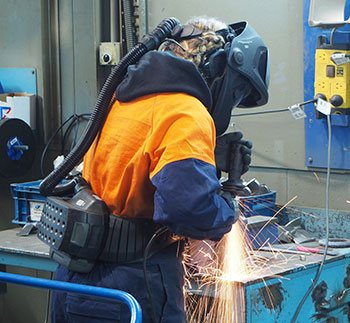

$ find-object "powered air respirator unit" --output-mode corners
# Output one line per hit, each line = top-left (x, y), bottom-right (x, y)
(37, 18), (269, 273)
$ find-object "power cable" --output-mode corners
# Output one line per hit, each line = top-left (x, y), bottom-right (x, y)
(61, 116), (78, 155)
(291, 114), (331, 323)
(232, 108), (289, 117)
(230, 97), (333, 321)
(231, 98), (316, 117)
(61, 113), (91, 155)
(40, 115), (76, 178)
(40, 113), (91, 178)
(71, 118), (81, 151)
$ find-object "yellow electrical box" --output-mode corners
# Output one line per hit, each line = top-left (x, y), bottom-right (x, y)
(315, 45), (350, 114)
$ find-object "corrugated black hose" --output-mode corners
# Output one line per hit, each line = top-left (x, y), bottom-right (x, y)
(123, 0), (136, 51)
(39, 17), (180, 197)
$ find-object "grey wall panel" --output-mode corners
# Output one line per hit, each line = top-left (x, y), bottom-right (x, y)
(72, 0), (99, 115)
(287, 169), (350, 211)
(246, 167), (350, 212)
(59, 0), (76, 123)
(60, 0), (100, 122)
(0, 0), (42, 68)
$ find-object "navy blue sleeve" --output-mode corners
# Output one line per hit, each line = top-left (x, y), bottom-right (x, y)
(151, 158), (237, 241)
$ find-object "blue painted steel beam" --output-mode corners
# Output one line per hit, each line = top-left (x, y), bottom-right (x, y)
(0, 252), (58, 272)
(0, 271), (142, 323)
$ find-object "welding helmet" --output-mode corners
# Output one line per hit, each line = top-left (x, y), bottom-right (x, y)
(201, 21), (270, 135)
(173, 21), (270, 136)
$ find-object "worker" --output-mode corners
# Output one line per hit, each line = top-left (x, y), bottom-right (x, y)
(50, 16), (268, 323)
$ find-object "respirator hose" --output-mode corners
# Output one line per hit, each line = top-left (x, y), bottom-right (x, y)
(39, 17), (180, 196)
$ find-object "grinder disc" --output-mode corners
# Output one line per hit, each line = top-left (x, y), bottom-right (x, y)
(0, 118), (36, 178)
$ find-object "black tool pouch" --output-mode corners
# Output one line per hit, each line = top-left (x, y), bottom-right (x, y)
(38, 179), (176, 273)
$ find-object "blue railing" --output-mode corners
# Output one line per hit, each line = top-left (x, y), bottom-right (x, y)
(0, 271), (142, 323)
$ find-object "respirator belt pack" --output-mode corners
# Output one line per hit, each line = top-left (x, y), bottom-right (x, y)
(37, 17), (269, 273)
(38, 178), (174, 273)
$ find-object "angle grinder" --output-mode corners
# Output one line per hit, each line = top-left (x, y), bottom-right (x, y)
(221, 142), (251, 197)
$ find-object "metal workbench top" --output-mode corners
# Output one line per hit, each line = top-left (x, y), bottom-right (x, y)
(0, 227), (57, 272)
(0, 226), (349, 279)
(240, 242), (350, 286)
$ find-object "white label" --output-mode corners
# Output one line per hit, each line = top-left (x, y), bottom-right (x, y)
(76, 199), (86, 207)
(331, 53), (350, 66)
(316, 98), (332, 116)
(335, 57), (349, 65)
(288, 104), (306, 120)
(29, 201), (44, 221)
(10, 137), (18, 145)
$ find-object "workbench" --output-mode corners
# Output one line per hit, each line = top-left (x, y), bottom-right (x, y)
(189, 239), (350, 323)
(1, 223), (350, 322)
(0, 227), (57, 272)
(243, 245), (350, 322)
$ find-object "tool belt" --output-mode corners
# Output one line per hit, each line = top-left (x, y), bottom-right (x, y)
(37, 186), (177, 273)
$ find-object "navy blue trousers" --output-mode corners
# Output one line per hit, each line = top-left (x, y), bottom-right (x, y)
(51, 242), (186, 323)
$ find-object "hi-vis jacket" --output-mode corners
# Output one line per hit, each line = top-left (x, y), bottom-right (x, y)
(83, 51), (236, 241)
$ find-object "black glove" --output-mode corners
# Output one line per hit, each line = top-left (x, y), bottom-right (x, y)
(214, 132), (252, 175)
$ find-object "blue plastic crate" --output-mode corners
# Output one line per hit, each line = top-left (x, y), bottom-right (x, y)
(10, 180), (46, 225)
(246, 215), (279, 249)
(237, 191), (277, 218)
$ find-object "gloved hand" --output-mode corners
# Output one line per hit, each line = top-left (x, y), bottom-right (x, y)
(214, 132), (252, 175)
(217, 189), (238, 218)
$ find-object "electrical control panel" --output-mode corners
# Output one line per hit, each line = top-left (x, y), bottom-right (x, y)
(315, 37), (350, 115)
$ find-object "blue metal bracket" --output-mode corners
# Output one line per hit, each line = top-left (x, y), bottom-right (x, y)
(303, 0), (350, 169)
(0, 68), (37, 95)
